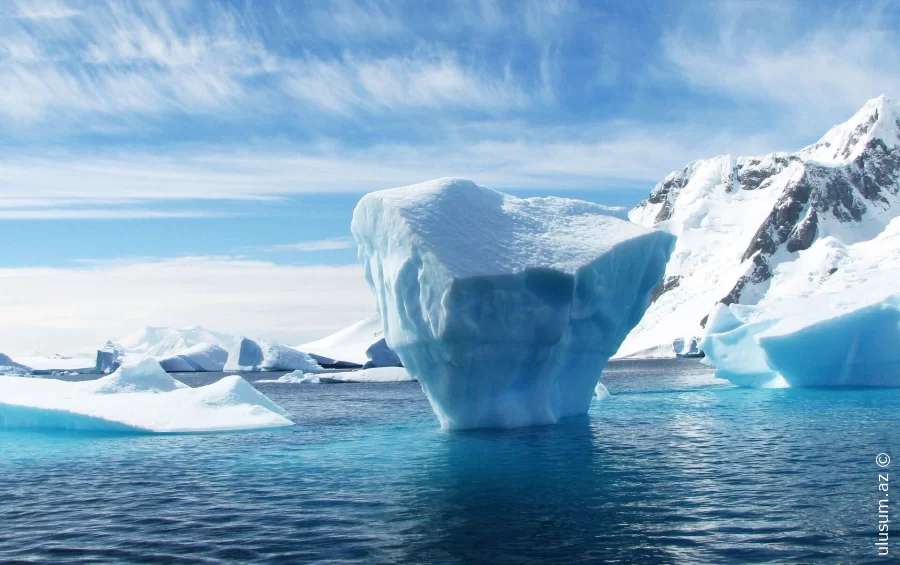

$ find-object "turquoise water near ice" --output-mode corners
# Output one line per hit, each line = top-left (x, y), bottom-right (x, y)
(1, 359), (898, 564)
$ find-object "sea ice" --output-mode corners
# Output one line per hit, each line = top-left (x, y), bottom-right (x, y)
(352, 178), (674, 429)
(224, 337), (322, 372)
(0, 358), (293, 432)
(157, 343), (229, 372)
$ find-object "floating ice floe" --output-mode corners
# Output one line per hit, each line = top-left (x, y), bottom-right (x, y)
(255, 370), (317, 384)
(701, 219), (900, 388)
(224, 337), (322, 372)
(352, 178), (674, 429)
(0, 358), (293, 432)
(157, 343), (229, 372)
(319, 367), (414, 383)
(594, 382), (611, 401)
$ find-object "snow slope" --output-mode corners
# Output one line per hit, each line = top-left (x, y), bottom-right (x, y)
(296, 315), (384, 366)
(353, 178), (674, 429)
(0, 359), (293, 432)
(620, 95), (900, 357)
(701, 216), (900, 387)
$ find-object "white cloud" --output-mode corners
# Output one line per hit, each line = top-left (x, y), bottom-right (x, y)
(262, 237), (357, 252)
(283, 51), (528, 114)
(662, 2), (900, 131)
(0, 256), (375, 356)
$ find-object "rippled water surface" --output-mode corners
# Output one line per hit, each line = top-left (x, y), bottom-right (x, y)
(2, 359), (898, 564)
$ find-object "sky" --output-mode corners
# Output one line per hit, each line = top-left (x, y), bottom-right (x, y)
(2, 0), (900, 355)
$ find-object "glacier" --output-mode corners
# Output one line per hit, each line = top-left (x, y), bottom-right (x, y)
(224, 337), (322, 372)
(0, 358), (293, 432)
(157, 343), (229, 372)
(351, 178), (674, 429)
(701, 216), (900, 387)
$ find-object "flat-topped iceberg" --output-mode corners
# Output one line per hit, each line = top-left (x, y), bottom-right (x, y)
(351, 178), (675, 429)
(224, 337), (322, 372)
(0, 358), (293, 432)
(158, 343), (229, 372)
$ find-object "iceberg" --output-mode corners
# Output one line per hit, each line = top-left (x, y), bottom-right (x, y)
(319, 367), (414, 383)
(0, 354), (32, 376)
(363, 338), (402, 369)
(351, 178), (675, 429)
(0, 358), (293, 432)
(701, 218), (900, 387)
(95, 340), (124, 374)
(224, 337), (322, 372)
(254, 370), (316, 384)
(157, 343), (228, 372)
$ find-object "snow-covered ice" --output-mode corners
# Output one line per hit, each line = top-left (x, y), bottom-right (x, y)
(0, 358), (293, 432)
(620, 96), (900, 358)
(254, 370), (316, 384)
(297, 315), (390, 367)
(116, 326), (234, 359)
(319, 367), (414, 383)
(158, 343), (229, 372)
(701, 217), (900, 387)
(0, 354), (32, 376)
(224, 337), (322, 372)
(352, 178), (674, 429)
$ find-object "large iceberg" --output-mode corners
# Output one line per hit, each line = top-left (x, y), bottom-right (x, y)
(0, 358), (293, 432)
(0, 354), (32, 376)
(224, 337), (322, 372)
(157, 343), (229, 372)
(701, 218), (900, 387)
(351, 178), (675, 429)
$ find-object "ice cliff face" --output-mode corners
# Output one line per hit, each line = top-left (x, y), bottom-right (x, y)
(352, 178), (674, 429)
(620, 96), (900, 357)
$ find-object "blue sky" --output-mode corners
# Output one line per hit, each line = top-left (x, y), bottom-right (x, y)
(2, 0), (900, 353)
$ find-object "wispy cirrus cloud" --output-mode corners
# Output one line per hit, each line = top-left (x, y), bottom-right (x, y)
(662, 1), (900, 130)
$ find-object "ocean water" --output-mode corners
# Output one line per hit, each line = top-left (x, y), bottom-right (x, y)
(1, 359), (898, 564)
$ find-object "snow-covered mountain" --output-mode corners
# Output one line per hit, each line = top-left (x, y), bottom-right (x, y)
(617, 95), (900, 357)
(115, 326), (234, 359)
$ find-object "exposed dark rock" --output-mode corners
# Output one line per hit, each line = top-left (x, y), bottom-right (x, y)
(649, 275), (681, 304)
